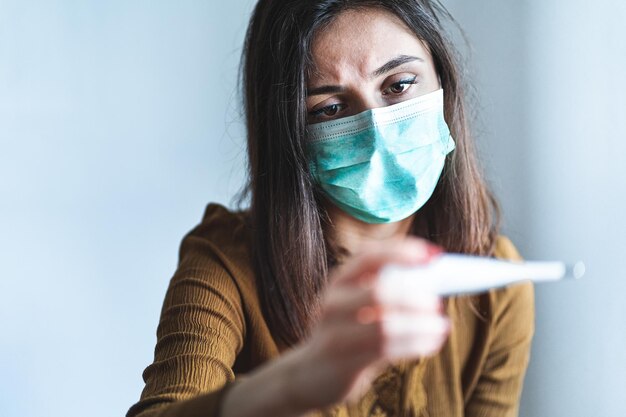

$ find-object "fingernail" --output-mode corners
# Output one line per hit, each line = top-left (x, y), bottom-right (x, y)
(427, 245), (444, 258)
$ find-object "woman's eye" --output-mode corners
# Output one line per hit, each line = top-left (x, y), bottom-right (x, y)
(383, 77), (418, 95)
(310, 103), (345, 118)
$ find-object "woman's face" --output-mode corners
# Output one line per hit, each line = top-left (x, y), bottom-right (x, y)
(307, 7), (440, 124)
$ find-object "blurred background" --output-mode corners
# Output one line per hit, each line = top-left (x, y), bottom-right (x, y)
(0, 1), (624, 416)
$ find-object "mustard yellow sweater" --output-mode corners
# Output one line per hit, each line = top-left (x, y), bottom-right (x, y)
(126, 203), (534, 417)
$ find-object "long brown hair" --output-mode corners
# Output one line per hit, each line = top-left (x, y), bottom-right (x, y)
(240, 0), (500, 346)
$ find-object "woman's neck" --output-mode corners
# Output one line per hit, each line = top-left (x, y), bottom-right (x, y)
(324, 202), (416, 259)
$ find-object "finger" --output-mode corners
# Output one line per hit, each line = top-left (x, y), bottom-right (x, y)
(331, 238), (441, 287)
(324, 310), (450, 360)
(324, 284), (443, 325)
(383, 314), (450, 359)
(383, 314), (450, 357)
(385, 333), (449, 359)
(376, 283), (442, 313)
(382, 313), (450, 337)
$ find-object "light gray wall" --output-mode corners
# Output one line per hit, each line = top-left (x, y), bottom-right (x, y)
(0, 1), (254, 416)
(444, 1), (626, 416)
(1, 1), (624, 417)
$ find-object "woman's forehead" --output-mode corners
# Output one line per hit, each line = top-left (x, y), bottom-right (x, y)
(309, 8), (432, 84)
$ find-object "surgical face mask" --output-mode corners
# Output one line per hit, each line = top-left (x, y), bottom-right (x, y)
(306, 88), (455, 224)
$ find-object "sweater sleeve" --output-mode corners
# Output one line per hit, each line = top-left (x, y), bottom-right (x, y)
(464, 237), (535, 417)
(126, 221), (246, 417)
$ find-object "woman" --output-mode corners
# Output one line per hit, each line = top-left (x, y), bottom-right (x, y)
(127, 1), (534, 416)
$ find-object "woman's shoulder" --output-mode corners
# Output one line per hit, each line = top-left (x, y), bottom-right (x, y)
(487, 235), (534, 327)
(492, 235), (523, 261)
(176, 202), (254, 287)
(491, 235), (533, 299)
(187, 202), (249, 245)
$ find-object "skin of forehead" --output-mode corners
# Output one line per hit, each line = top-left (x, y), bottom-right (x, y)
(309, 7), (435, 86)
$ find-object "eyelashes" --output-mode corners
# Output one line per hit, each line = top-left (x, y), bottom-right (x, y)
(383, 76), (418, 95)
(308, 75), (420, 121)
(310, 103), (347, 118)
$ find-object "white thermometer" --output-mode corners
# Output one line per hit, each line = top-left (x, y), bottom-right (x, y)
(380, 254), (584, 297)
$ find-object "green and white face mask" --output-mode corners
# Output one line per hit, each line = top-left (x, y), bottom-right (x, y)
(306, 88), (455, 224)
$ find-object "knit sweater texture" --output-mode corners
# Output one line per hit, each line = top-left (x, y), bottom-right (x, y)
(126, 203), (534, 417)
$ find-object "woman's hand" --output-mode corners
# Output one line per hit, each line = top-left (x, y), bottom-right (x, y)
(221, 237), (449, 417)
(286, 237), (450, 412)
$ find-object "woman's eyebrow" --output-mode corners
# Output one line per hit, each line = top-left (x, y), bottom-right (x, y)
(307, 85), (346, 97)
(372, 55), (423, 78)
(307, 55), (422, 97)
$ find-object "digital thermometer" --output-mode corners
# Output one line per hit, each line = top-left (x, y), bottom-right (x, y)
(380, 254), (584, 297)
